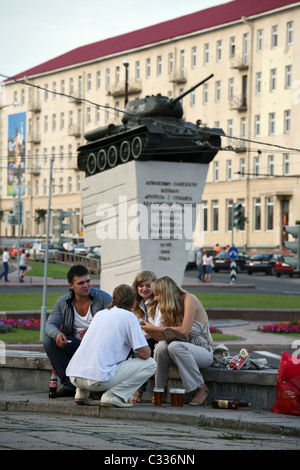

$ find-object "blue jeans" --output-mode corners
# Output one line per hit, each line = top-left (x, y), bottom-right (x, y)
(43, 336), (81, 389)
(0, 262), (9, 281)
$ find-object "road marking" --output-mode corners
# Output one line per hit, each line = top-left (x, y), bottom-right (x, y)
(254, 350), (281, 359)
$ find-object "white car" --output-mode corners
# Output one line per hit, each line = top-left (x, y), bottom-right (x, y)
(74, 243), (90, 255)
(30, 242), (57, 260)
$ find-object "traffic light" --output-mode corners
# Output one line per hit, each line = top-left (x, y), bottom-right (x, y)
(53, 209), (73, 246)
(233, 203), (243, 228)
(283, 225), (300, 272)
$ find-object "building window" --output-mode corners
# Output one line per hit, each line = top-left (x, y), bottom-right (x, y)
(213, 161), (219, 182)
(203, 83), (209, 104)
(268, 155), (274, 177)
(257, 29), (263, 52)
(239, 158), (246, 180)
(179, 50), (185, 78)
(253, 155), (260, 178)
(227, 119), (233, 140)
(95, 106), (100, 124)
(228, 77), (234, 100)
(229, 36), (235, 57)
(268, 112), (275, 135)
(69, 77), (74, 94)
(59, 177), (63, 195)
(157, 56), (162, 76)
(44, 115), (48, 133)
(285, 65), (292, 88)
(86, 107), (91, 125)
(96, 71), (101, 89)
(68, 177), (72, 194)
(59, 145), (64, 163)
(52, 114), (56, 132)
(215, 80), (221, 102)
(87, 74), (91, 91)
(286, 21), (293, 45)
(105, 69), (110, 87)
(146, 58), (151, 78)
(44, 84), (49, 101)
(202, 201), (208, 232)
(226, 160), (232, 181)
(254, 115), (261, 137)
(60, 112), (64, 130)
(115, 66), (120, 85)
(242, 33), (249, 66)
(190, 90), (196, 107)
(216, 40), (222, 61)
(191, 46), (197, 68)
(168, 53), (174, 74)
(212, 200), (219, 232)
(266, 197), (274, 230)
(204, 43), (210, 65)
(270, 68), (277, 91)
(283, 153), (290, 175)
(271, 25), (278, 48)
(254, 198), (261, 231)
(284, 110), (291, 133)
(135, 61), (140, 81)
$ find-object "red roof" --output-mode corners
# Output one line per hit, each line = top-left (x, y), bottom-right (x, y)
(10, 0), (299, 80)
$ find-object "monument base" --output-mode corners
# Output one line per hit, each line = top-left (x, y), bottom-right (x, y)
(81, 160), (209, 294)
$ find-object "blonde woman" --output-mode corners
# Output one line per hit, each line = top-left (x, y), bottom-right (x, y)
(141, 276), (213, 406)
(130, 270), (158, 403)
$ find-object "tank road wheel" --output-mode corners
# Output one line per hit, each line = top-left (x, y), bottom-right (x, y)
(120, 140), (131, 163)
(107, 145), (118, 168)
(97, 149), (107, 171)
(86, 153), (97, 175)
(131, 136), (143, 159)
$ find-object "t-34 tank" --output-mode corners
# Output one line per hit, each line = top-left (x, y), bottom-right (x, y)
(77, 74), (224, 176)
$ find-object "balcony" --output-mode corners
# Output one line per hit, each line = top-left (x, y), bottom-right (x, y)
(169, 70), (187, 84)
(230, 56), (249, 71)
(107, 81), (142, 98)
(68, 126), (81, 138)
(229, 95), (247, 112)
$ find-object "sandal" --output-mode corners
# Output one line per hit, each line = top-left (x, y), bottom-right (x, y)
(189, 384), (209, 406)
(129, 392), (142, 403)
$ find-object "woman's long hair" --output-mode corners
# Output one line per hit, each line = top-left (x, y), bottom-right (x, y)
(149, 276), (188, 327)
(132, 270), (157, 320)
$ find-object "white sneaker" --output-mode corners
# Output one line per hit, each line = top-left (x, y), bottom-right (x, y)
(101, 391), (133, 408)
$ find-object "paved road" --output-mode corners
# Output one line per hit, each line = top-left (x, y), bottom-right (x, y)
(0, 412), (299, 451)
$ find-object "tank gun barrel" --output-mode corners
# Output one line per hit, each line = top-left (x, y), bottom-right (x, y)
(168, 73), (214, 107)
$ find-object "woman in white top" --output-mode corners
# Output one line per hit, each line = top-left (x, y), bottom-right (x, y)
(19, 249), (29, 282)
(202, 250), (214, 283)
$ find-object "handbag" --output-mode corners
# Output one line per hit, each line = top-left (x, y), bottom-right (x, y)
(162, 328), (188, 344)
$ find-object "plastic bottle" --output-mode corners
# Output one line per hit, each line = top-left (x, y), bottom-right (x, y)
(211, 398), (251, 410)
(49, 370), (58, 398)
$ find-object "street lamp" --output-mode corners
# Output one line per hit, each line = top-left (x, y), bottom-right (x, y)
(123, 60), (129, 107)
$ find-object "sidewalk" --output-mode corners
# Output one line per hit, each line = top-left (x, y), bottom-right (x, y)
(1, 389), (300, 437)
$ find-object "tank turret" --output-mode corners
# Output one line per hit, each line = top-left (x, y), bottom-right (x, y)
(77, 74), (224, 176)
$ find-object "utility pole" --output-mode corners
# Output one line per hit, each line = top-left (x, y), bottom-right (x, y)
(40, 157), (54, 342)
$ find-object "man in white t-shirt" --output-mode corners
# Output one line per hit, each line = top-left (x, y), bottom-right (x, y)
(66, 284), (157, 407)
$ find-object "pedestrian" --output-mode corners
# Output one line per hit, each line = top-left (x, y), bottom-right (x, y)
(141, 276), (213, 406)
(196, 248), (204, 281)
(43, 264), (112, 397)
(19, 249), (29, 282)
(203, 250), (214, 283)
(0, 248), (10, 282)
(66, 284), (157, 407)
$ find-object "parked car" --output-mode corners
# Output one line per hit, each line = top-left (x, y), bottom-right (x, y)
(275, 255), (295, 277)
(87, 246), (101, 259)
(213, 250), (250, 272)
(30, 242), (57, 260)
(10, 241), (32, 258)
(245, 253), (280, 275)
(74, 243), (90, 255)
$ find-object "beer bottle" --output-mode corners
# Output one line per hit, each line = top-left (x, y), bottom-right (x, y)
(49, 370), (58, 398)
(211, 398), (251, 409)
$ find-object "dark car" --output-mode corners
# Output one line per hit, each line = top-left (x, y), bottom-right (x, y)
(245, 253), (280, 275)
(213, 250), (250, 272)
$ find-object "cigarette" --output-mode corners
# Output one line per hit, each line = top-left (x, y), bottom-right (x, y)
(66, 340), (72, 343)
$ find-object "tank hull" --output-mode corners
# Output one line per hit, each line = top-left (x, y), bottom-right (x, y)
(77, 119), (223, 176)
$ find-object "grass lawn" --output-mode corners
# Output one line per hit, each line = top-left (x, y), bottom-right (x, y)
(0, 291), (299, 312)
(28, 262), (98, 279)
(1, 328), (242, 343)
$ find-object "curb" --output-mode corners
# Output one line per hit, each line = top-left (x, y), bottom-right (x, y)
(1, 399), (299, 437)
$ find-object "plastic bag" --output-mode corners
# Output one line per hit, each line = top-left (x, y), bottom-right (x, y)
(271, 351), (300, 416)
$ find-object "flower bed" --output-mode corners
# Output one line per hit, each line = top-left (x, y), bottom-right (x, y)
(0, 318), (41, 333)
(258, 320), (300, 335)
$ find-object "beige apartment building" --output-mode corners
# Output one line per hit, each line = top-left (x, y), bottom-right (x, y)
(1, 0), (299, 252)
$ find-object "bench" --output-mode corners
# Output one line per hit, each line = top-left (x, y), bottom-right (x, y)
(0, 350), (277, 409)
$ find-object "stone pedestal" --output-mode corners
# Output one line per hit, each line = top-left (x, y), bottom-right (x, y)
(81, 160), (209, 294)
